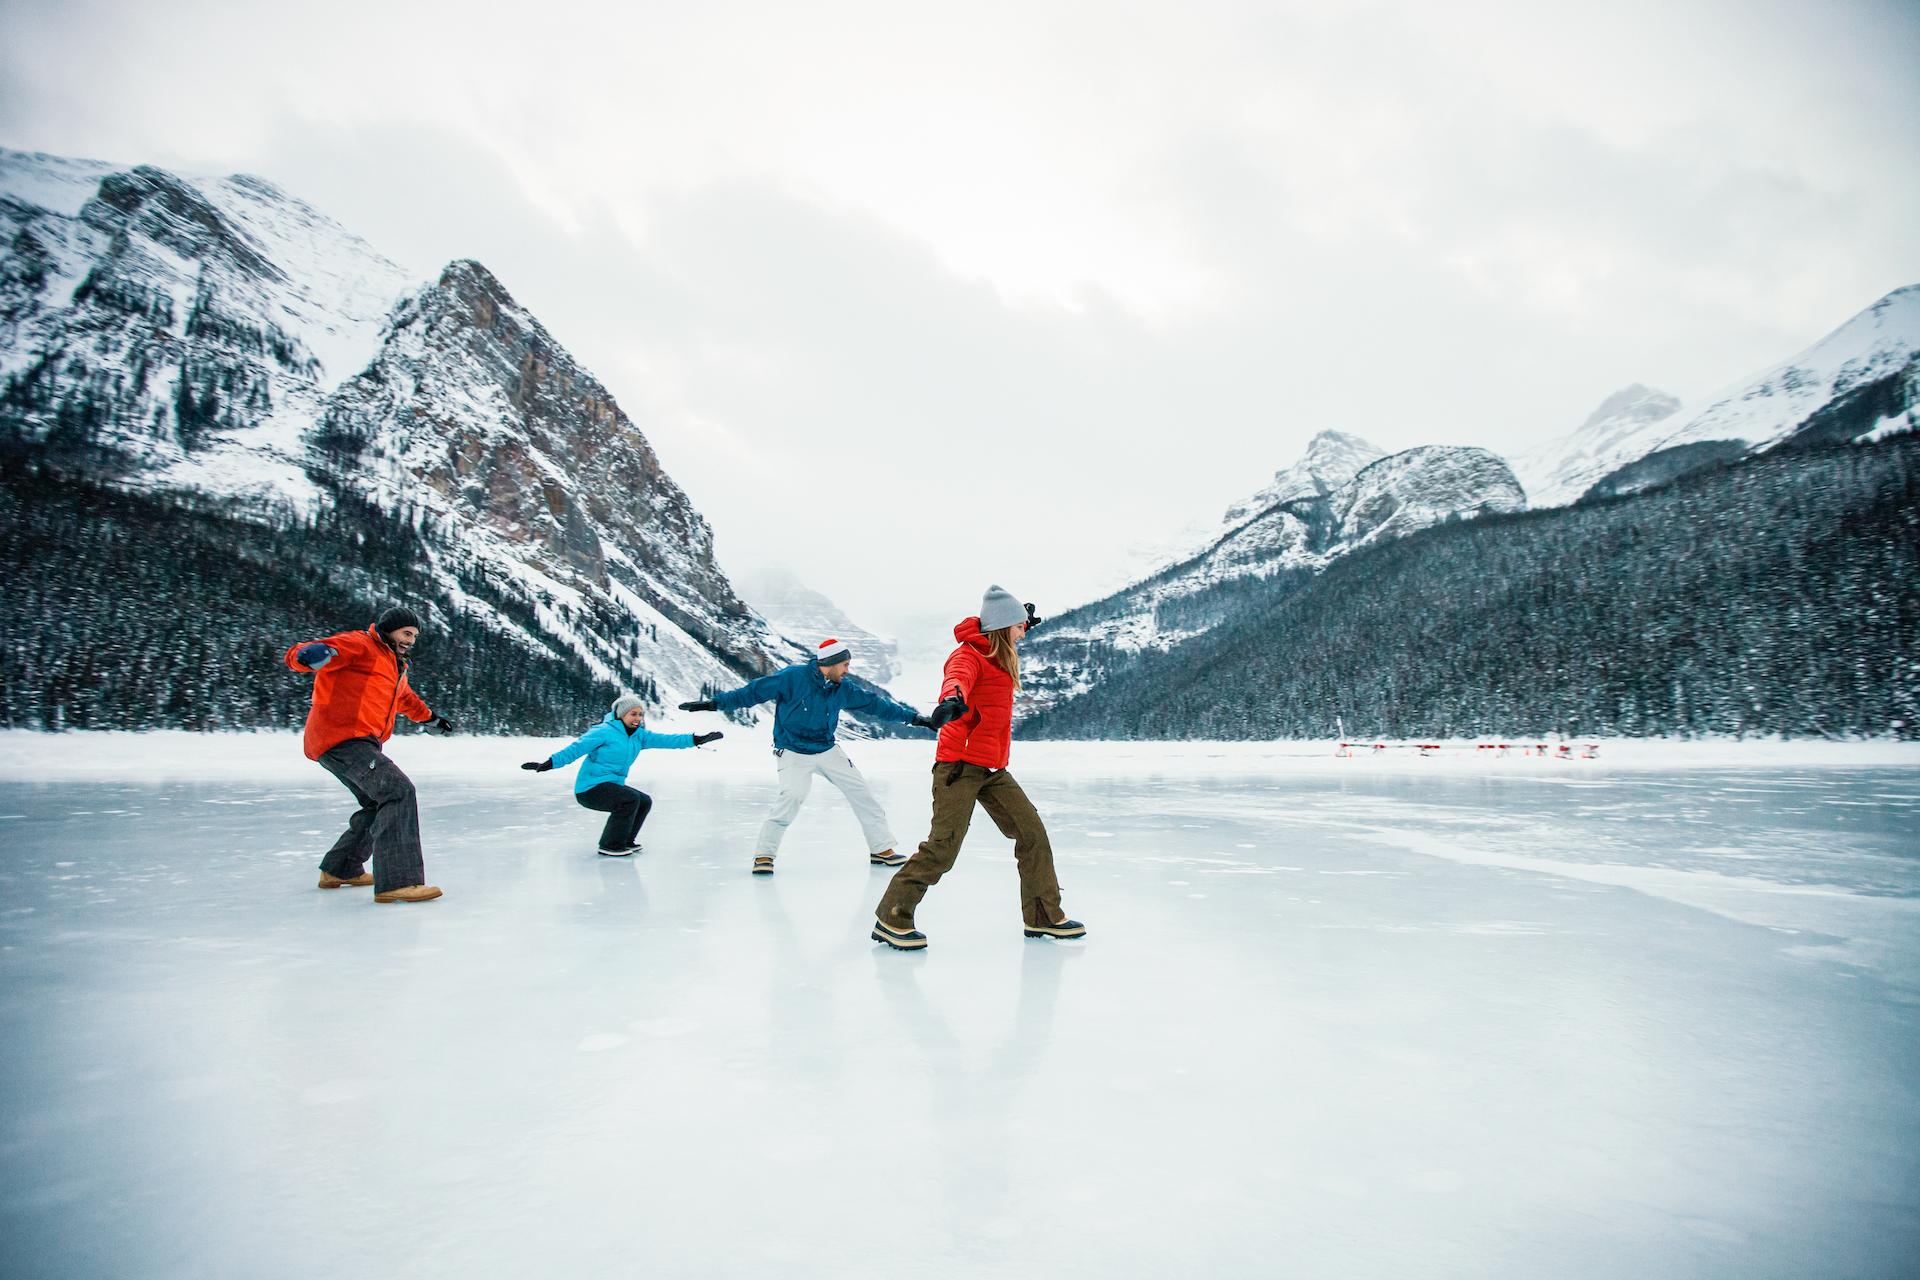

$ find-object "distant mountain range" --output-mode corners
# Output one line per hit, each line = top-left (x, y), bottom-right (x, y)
(1022, 285), (1919, 725)
(1024, 434), (1918, 741)
(1, 145), (1912, 736)
(1513, 287), (1919, 507)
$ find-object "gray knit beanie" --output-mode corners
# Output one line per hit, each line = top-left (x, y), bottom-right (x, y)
(979, 584), (1026, 632)
(611, 694), (646, 718)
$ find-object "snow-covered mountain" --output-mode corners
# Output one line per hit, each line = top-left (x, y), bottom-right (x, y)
(0, 151), (413, 506)
(1513, 287), (1920, 507)
(1222, 428), (1385, 526)
(0, 146), (788, 703)
(1662, 286), (1920, 456)
(1510, 385), (1684, 509)
(1329, 446), (1527, 548)
(734, 567), (899, 683)
(1022, 432), (1523, 709)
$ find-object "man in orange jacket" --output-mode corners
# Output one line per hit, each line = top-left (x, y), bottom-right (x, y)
(285, 606), (451, 903)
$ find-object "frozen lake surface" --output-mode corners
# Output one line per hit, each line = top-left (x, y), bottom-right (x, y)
(2, 735), (1917, 1278)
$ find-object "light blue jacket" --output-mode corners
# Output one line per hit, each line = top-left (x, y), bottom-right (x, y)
(551, 713), (697, 793)
(712, 663), (919, 754)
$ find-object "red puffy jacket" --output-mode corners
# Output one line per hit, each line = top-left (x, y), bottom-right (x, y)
(285, 626), (434, 761)
(935, 616), (1020, 769)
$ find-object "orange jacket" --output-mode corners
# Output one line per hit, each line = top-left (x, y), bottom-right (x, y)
(285, 626), (433, 760)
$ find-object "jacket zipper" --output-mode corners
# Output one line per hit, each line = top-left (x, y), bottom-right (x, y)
(377, 627), (405, 730)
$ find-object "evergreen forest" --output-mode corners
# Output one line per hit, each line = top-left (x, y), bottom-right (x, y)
(0, 459), (622, 734)
(1024, 437), (1920, 741)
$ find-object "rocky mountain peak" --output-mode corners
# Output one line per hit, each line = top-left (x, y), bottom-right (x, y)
(1578, 384), (1682, 434)
(1223, 429), (1384, 525)
(1, 146), (784, 705)
(736, 567), (899, 683)
(1511, 384), (1684, 510)
(1333, 446), (1525, 549)
(1025, 439), (1524, 710)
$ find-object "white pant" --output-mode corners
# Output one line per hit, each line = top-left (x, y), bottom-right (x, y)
(755, 745), (896, 858)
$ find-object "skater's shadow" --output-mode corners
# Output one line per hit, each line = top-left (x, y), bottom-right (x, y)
(752, 883), (848, 1078)
(595, 856), (648, 915)
(872, 944), (1079, 1237)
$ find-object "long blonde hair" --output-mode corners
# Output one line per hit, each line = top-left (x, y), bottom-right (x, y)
(987, 626), (1021, 688)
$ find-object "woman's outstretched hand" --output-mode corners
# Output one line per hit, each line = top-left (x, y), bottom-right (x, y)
(521, 759), (554, 772)
(917, 695), (969, 729)
(693, 731), (724, 746)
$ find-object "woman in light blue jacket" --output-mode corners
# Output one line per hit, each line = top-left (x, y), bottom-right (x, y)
(523, 694), (723, 855)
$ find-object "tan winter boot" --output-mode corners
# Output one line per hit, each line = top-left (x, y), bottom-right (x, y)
(374, 885), (443, 903)
(318, 872), (374, 888)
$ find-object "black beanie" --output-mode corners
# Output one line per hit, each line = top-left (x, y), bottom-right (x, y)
(375, 606), (422, 635)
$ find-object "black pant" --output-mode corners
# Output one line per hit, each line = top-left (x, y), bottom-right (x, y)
(577, 782), (653, 851)
(316, 737), (426, 893)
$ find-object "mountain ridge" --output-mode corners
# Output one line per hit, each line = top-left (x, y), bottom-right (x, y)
(0, 145), (790, 719)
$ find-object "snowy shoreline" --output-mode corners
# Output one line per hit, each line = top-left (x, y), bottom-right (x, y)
(2, 728), (1915, 783)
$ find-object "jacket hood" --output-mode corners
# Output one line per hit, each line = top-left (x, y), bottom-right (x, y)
(953, 616), (989, 649)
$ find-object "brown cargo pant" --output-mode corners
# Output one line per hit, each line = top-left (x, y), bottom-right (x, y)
(876, 762), (1064, 930)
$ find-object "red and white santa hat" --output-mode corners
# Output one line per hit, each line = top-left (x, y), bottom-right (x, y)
(815, 637), (852, 665)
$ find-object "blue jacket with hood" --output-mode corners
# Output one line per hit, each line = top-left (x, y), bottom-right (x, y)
(712, 662), (919, 754)
(551, 713), (697, 793)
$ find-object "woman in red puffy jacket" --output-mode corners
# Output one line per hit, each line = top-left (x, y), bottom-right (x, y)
(872, 585), (1086, 950)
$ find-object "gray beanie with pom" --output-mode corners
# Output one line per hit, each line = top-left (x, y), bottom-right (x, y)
(611, 694), (646, 718)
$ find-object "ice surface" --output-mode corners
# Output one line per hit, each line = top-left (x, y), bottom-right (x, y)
(2, 736), (1917, 1278)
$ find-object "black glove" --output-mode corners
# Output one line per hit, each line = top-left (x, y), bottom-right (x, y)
(693, 731), (724, 746)
(925, 695), (969, 729)
(521, 759), (554, 772)
(678, 700), (717, 712)
(431, 716), (455, 735)
(296, 642), (337, 669)
(1024, 602), (1042, 631)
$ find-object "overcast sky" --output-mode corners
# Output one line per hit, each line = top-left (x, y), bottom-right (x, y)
(3, 0), (1917, 640)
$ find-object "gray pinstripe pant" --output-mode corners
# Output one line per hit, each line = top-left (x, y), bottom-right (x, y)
(316, 737), (426, 893)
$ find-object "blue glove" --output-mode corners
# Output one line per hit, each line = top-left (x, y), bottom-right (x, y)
(297, 643), (337, 669)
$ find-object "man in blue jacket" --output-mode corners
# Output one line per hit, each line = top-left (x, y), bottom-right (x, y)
(679, 638), (961, 874)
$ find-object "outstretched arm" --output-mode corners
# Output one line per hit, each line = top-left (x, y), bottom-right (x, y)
(397, 684), (433, 724)
(941, 648), (981, 706)
(550, 724), (610, 769)
(706, 667), (793, 713)
(840, 679), (922, 726)
(636, 728), (697, 750)
(284, 629), (362, 673)
(923, 649), (977, 727)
